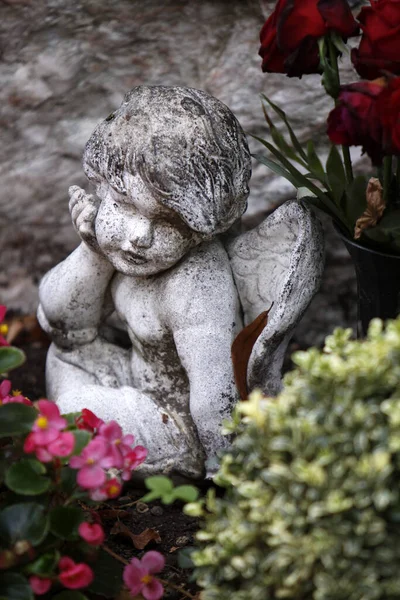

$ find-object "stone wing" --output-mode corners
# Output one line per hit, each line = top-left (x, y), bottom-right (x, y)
(226, 200), (324, 396)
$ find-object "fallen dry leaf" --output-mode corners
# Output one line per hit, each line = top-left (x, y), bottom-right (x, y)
(231, 309), (270, 400)
(354, 177), (385, 239)
(110, 522), (161, 549)
(5, 314), (49, 345)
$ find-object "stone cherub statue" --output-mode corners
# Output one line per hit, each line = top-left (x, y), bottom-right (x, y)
(38, 85), (324, 479)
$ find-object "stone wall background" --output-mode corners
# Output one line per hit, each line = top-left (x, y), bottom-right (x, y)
(1, 0), (363, 346)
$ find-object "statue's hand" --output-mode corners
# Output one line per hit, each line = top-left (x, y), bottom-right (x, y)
(69, 185), (101, 253)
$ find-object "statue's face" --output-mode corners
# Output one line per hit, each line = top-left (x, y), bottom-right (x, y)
(94, 174), (202, 276)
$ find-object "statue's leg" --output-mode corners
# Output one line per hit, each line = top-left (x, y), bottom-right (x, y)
(46, 343), (205, 478)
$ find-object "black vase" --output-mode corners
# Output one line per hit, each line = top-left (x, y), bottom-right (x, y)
(336, 227), (400, 337)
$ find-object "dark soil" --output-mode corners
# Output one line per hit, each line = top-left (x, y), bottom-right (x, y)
(6, 318), (202, 600)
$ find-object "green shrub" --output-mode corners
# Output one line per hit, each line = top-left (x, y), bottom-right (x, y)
(191, 319), (400, 600)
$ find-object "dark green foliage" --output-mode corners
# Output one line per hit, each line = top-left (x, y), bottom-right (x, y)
(192, 319), (400, 600)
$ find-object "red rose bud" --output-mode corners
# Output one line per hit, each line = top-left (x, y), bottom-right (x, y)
(352, 0), (400, 80)
(259, 0), (358, 77)
(376, 76), (400, 155)
(327, 79), (387, 165)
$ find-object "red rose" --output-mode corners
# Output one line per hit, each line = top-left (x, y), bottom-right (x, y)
(327, 79), (386, 165)
(352, 0), (400, 80)
(259, 0), (359, 77)
(376, 77), (400, 154)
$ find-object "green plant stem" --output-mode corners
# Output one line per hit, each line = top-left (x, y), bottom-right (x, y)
(383, 155), (393, 205)
(328, 36), (353, 184)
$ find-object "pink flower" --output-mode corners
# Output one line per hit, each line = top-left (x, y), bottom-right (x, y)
(29, 575), (52, 595)
(90, 476), (122, 501)
(78, 522), (105, 545)
(121, 446), (148, 481)
(58, 556), (94, 590)
(123, 551), (165, 600)
(75, 408), (103, 432)
(32, 400), (67, 445)
(69, 437), (111, 489)
(0, 380), (33, 406)
(0, 306), (9, 347)
(98, 421), (135, 468)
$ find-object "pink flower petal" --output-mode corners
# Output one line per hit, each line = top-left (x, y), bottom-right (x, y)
(29, 575), (52, 595)
(123, 434), (135, 446)
(31, 427), (60, 445)
(0, 336), (9, 347)
(77, 465), (106, 489)
(37, 399), (60, 418)
(78, 522), (105, 545)
(69, 455), (85, 469)
(35, 447), (53, 462)
(0, 306), (6, 321)
(82, 438), (108, 462)
(59, 556), (75, 570)
(143, 577), (164, 600)
(48, 432), (75, 457)
(123, 560), (146, 591)
(0, 380), (11, 398)
(141, 551), (165, 574)
(23, 433), (36, 454)
(59, 562), (94, 589)
(99, 420), (122, 441)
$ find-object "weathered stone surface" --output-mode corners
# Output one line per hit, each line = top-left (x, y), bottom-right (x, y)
(1, 0), (361, 338)
(38, 85), (324, 477)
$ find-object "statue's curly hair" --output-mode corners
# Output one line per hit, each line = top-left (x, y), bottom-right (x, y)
(83, 85), (251, 236)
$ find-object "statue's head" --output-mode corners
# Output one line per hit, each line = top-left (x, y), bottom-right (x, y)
(83, 85), (251, 237)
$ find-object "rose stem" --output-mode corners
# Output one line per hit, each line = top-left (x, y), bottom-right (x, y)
(383, 155), (393, 205)
(328, 36), (353, 184)
(102, 544), (197, 600)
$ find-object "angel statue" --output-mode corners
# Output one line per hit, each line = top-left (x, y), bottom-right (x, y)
(37, 86), (324, 479)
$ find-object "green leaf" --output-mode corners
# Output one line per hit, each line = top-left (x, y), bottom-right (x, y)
(0, 502), (49, 547)
(261, 104), (306, 166)
(52, 593), (88, 600)
(178, 546), (196, 569)
(307, 140), (325, 180)
(60, 466), (78, 494)
(5, 458), (51, 496)
(252, 154), (300, 188)
(172, 485), (199, 503)
(0, 347), (25, 374)
(379, 209), (400, 233)
(49, 506), (85, 540)
(326, 145), (346, 204)
(344, 175), (368, 225)
(145, 475), (174, 493)
(71, 430), (91, 456)
(0, 403), (37, 438)
(0, 573), (33, 600)
(253, 141), (344, 221)
(322, 62), (340, 99)
(25, 551), (60, 577)
(261, 94), (307, 161)
(63, 412), (81, 427)
(88, 549), (124, 598)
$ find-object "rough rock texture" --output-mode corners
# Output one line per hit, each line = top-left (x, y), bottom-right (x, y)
(1, 0), (361, 341)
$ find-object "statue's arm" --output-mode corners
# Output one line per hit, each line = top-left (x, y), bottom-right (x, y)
(167, 244), (239, 474)
(38, 186), (114, 348)
(38, 242), (115, 349)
